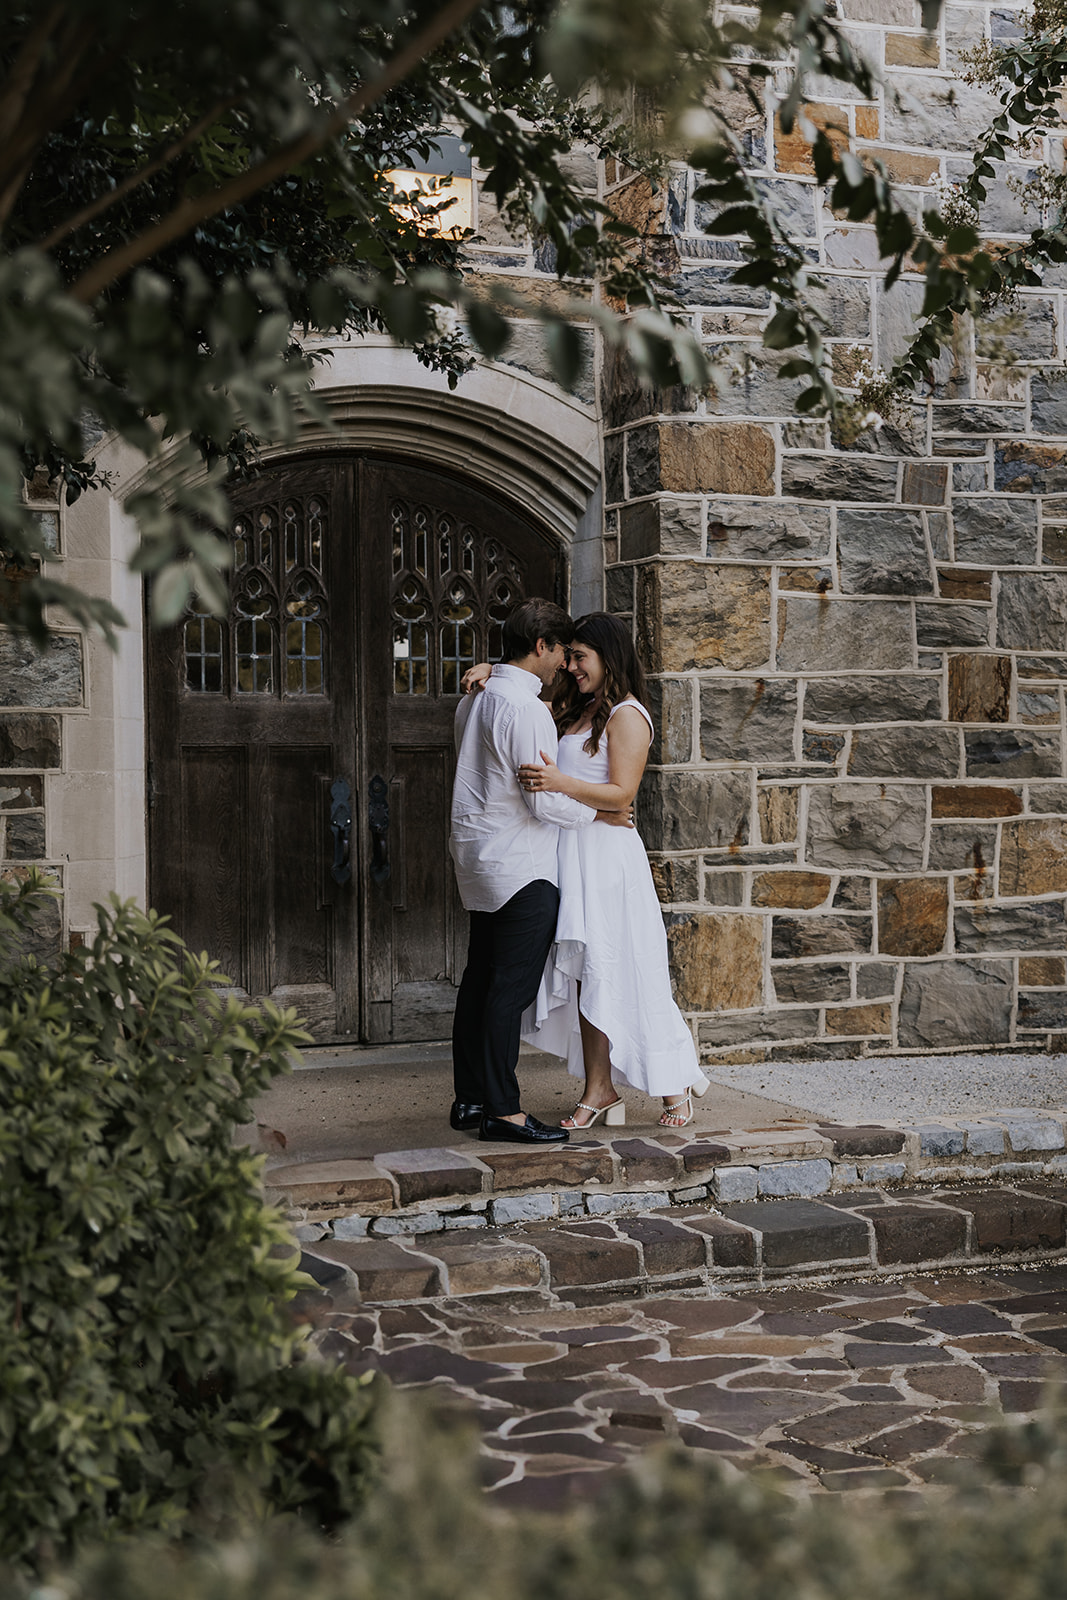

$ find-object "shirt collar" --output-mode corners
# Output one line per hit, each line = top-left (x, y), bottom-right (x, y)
(493, 662), (543, 696)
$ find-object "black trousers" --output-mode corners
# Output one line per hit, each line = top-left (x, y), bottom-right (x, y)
(451, 879), (560, 1117)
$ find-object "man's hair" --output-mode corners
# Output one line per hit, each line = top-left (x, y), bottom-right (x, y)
(502, 597), (573, 662)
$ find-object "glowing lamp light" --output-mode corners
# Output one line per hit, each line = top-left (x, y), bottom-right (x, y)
(385, 134), (473, 236)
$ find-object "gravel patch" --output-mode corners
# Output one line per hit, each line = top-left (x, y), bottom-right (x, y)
(701, 1054), (1067, 1124)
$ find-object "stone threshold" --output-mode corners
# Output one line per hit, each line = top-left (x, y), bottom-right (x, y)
(267, 1109), (1067, 1240)
(299, 1179), (1067, 1308)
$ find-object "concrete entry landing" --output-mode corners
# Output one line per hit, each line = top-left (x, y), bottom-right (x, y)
(254, 1041), (808, 1165)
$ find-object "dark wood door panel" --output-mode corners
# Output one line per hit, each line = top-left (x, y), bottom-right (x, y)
(179, 746), (248, 986)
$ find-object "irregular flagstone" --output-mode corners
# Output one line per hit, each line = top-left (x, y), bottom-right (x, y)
(520, 1223), (642, 1288)
(306, 1238), (442, 1301)
(375, 1147), (485, 1206)
(418, 1231), (544, 1297)
(267, 1159), (395, 1210)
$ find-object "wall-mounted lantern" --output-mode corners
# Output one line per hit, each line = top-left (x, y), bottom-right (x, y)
(385, 133), (472, 237)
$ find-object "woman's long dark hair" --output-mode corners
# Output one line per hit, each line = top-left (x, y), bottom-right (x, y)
(552, 612), (648, 755)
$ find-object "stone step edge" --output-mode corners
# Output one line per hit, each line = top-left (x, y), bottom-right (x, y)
(268, 1110), (1067, 1240)
(298, 1179), (1067, 1307)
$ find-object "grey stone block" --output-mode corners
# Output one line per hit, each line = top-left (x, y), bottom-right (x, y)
(558, 1190), (585, 1215)
(1031, 367), (1067, 434)
(713, 1165), (758, 1202)
(777, 598), (913, 671)
(917, 1125), (966, 1158)
(700, 678), (798, 762)
(848, 724), (960, 778)
(915, 604), (992, 648)
(500, 320), (594, 402)
(698, 1009), (820, 1046)
(997, 571), (1067, 651)
(704, 869), (745, 906)
(5, 814), (45, 859)
(780, 454), (900, 503)
(804, 676), (941, 725)
(955, 899), (1067, 954)
(1017, 992), (1067, 1031)
(857, 962), (897, 998)
(757, 1158), (833, 1197)
(605, 565), (634, 614)
(772, 962), (851, 1003)
(898, 958), (1013, 1048)
(0, 714), (61, 768)
(671, 1184), (709, 1202)
(488, 1194), (557, 1226)
(883, 72), (1005, 152)
(837, 509), (933, 595)
(443, 1213), (487, 1229)
(833, 1164), (860, 1188)
(721, 1197), (871, 1267)
(585, 1190), (670, 1216)
(620, 498), (702, 559)
(638, 769), (750, 851)
(933, 404), (1028, 435)
(954, 497), (1038, 565)
(1028, 781), (1067, 813)
(703, 497), (832, 561)
(673, 267), (772, 309)
(860, 1161), (907, 1184)
(0, 633), (83, 709)
(332, 1215), (371, 1239)
(806, 783), (925, 870)
(1000, 1116), (1066, 1153)
(372, 1212), (443, 1235)
(960, 1123), (1007, 1157)
(965, 730), (1061, 779)
(927, 822), (997, 872)
(645, 678), (693, 765)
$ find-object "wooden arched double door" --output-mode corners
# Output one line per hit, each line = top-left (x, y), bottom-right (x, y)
(146, 455), (564, 1041)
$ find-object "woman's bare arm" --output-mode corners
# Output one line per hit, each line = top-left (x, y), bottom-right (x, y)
(517, 704), (650, 811)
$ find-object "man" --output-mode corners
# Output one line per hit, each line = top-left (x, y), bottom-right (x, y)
(448, 597), (623, 1144)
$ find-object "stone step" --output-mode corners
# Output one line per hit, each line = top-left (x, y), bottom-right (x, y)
(298, 1179), (1067, 1309)
(267, 1110), (1067, 1244)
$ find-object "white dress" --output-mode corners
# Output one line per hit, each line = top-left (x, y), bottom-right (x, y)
(521, 699), (702, 1095)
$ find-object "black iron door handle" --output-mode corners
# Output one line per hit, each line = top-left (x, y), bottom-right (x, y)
(329, 778), (353, 885)
(369, 774), (390, 885)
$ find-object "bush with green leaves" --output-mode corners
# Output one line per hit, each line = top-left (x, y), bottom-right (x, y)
(10, 1392), (1067, 1600)
(0, 875), (378, 1572)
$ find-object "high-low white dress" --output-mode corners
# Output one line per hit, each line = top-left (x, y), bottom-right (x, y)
(521, 699), (703, 1094)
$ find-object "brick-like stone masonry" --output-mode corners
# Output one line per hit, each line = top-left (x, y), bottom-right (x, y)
(587, 3), (1067, 1058)
(267, 1110), (1067, 1240)
(302, 1256), (1067, 1507)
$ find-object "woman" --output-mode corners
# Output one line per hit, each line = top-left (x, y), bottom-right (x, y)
(464, 613), (708, 1128)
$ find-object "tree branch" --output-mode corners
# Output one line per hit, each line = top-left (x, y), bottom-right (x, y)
(70, 0), (488, 305)
(0, 2), (68, 146)
(35, 98), (241, 253)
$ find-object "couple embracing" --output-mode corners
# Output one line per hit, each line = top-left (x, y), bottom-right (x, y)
(448, 597), (709, 1145)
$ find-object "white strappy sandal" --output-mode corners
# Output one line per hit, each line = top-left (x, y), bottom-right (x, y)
(658, 1071), (710, 1129)
(561, 1098), (626, 1129)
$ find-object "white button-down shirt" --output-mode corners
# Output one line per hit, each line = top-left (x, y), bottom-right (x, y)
(450, 663), (595, 912)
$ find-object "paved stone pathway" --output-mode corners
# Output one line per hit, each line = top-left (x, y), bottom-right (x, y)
(306, 1263), (1067, 1509)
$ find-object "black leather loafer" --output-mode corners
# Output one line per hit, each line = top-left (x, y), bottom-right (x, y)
(449, 1101), (484, 1132)
(479, 1112), (569, 1144)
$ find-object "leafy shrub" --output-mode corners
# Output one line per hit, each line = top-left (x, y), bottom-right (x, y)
(0, 876), (378, 1572)
(10, 1393), (1067, 1600)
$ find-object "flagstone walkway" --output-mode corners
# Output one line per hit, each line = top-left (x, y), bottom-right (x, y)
(301, 1260), (1067, 1508)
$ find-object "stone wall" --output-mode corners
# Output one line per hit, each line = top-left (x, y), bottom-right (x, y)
(0, 474), (75, 957)
(602, 0), (1067, 1059)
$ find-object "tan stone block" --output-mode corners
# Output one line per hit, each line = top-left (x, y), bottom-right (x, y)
(609, 173), (667, 234)
(938, 567), (992, 602)
(948, 654), (1012, 723)
(774, 103), (849, 175)
(1000, 818), (1067, 896)
(878, 878), (949, 958)
(825, 1003), (892, 1036)
(641, 561), (771, 672)
(751, 870), (832, 909)
(854, 106), (880, 139)
(759, 786), (799, 844)
(885, 31), (939, 67)
(421, 1234), (544, 1297)
(718, 1130), (831, 1162)
(476, 274), (591, 315)
(265, 1160), (394, 1212)
(863, 147), (940, 185)
(778, 568), (833, 593)
(931, 785), (1023, 818)
(658, 422), (775, 496)
(667, 913), (763, 1011)
(1019, 955), (1067, 986)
